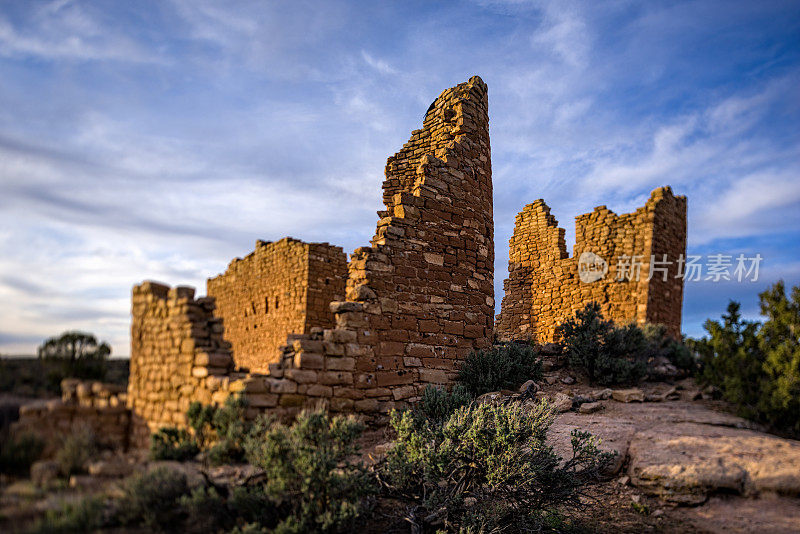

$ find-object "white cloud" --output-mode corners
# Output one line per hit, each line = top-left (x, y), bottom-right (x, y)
(0, 1), (160, 63)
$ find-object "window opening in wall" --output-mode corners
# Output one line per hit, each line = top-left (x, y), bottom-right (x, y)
(275, 296), (279, 310)
(265, 297), (269, 314)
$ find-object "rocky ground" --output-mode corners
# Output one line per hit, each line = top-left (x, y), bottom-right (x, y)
(517, 371), (800, 533)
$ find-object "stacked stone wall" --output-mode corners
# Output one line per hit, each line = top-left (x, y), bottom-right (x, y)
(126, 77), (494, 437)
(496, 186), (686, 342)
(267, 76), (494, 414)
(128, 282), (237, 446)
(207, 238), (346, 373)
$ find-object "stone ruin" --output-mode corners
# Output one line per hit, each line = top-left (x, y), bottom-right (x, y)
(121, 75), (494, 444)
(207, 238), (347, 373)
(13, 76), (688, 450)
(495, 186), (687, 343)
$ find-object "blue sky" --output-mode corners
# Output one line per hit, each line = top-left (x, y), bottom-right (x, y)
(0, 0), (798, 356)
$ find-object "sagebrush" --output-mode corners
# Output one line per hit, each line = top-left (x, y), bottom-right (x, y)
(244, 410), (375, 533)
(55, 425), (98, 477)
(382, 400), (614, 532)
(150, 395), (249, 464)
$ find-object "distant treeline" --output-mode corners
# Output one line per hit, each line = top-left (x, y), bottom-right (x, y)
(0, 357), (129, 398)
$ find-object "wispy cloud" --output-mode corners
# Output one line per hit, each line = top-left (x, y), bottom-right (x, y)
(0, 0), (160, 63)
(0, 0), (797, 355)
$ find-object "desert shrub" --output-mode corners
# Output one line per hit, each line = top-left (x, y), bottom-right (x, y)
(27, 496), (106, 534)
(641, 323), (697, 373)
(243, 409), (375, 533)
(186, 400), (217, 446)
(152, 396), (249, 465)
(116, 467), (190, 530)
(0, 430), (43, 476)
(412, 384), (472, 426)
(695, 281), (800, 436)
(556, 303), (648, 385)
(382, 400), (613, 532)
(150, 427), (200, 461)
(457, 343), (543, 397)
(55, 426), (98, 476)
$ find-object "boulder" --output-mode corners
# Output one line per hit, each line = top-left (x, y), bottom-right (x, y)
(549, 416), (636, 475)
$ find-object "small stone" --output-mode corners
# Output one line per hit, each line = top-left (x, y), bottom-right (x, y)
(560, 376), (575, 385)
(552, 392), (572, 412)
(591, 388), (613, 401)
(519, 379), (539, 395)
(612, 388), (644, 403)
(618, 476), (631, 486)
(579, 401), (602, 414)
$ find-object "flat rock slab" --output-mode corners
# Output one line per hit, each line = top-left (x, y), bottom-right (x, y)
(628, 422), (800, 504)
(545, 398), (800, 506)
(549, 416), (638, 475)
(612, 388), (644, 403)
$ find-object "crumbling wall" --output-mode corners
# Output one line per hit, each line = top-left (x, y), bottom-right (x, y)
(126, 76), (494, 438)
(128, 282), (236, 446)
(269, 75), (494, 415)
(496, 186), (686, 342)
(207, 238), (346, 373)
(13, 379), (131, 454)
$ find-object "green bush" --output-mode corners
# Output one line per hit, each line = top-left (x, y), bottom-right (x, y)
(382, 400), (613, 532)
(457, 343), (543, 397)
(412, 384), (472, 426)
(244, 409), (375, 533)
(27, 496), (106, 534)
(556, 303), (648, 385)
(641, 323), (697, 373)
(150, 427), (200, 461)
(116, 467), (189, 530)
(694, 281), (800, 436)
(55, 426), (98, 477)
(151, 396), (249, 465)
(0, 430), (43, 476)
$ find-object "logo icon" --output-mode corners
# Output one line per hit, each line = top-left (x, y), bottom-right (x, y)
(578, 251), (608, 283)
